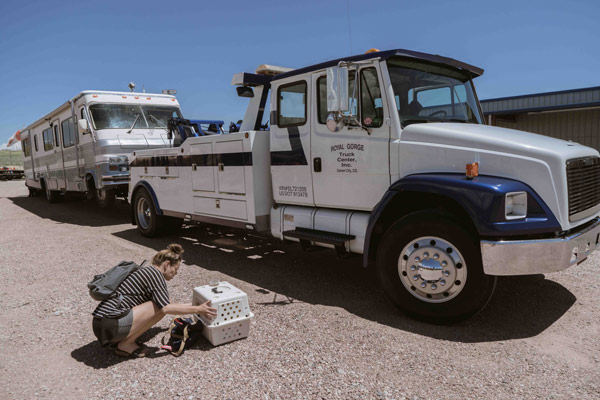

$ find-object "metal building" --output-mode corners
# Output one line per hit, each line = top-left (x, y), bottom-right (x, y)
(480, 86), (600, 150)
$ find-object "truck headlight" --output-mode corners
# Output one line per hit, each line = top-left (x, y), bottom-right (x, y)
(118, 156), (129, 164)
(109, 157), (120, 165)
(505, 192), (527, 220)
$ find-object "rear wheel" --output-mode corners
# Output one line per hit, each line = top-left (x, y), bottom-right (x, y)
(376, 211), (497, 324)
(134, 189), (159, 237)
(42, 180), (60, 203)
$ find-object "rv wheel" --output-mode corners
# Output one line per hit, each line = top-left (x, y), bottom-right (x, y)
(42, 181), (59, 203)
(376, 211), (497, 324)
(96, 189), (115, 208)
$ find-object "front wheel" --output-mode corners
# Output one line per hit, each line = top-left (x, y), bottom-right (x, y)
(96, 188), (115, 208)
(376, 212), (497, 324)
(134, 189), (159, 237)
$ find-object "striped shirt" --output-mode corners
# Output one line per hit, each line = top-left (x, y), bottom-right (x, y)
(92, 266), (170, 318)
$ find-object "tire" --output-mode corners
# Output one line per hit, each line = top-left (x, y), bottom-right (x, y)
(96, 188), (115, 208)
(134, 189), (160, 237)
(376, 211), (497, 324)
(42, 180), (60, 204)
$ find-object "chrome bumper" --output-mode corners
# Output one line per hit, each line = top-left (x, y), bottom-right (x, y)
(481, 219), (600, 276)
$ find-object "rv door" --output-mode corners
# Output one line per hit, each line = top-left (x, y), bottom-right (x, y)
(52, 119), (67, 190)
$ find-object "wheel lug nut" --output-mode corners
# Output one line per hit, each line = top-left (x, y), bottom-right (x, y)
(443, 271), (450, 277)
(440, 280), (446, 286)
(442, 261), (447, 267)
(434, 254), (439, 259)
(415, 257), (420, 262)
(423, 252), (429, 258)
(413, 275), (419, 281)
(420, 282), (427, 288)
(410, 265), (416, 271)
(431, 284), (437, 290)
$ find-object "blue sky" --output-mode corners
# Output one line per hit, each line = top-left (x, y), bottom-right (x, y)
(1, 0), (599, 148)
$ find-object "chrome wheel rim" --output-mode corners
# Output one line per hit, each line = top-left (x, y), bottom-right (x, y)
(398, 236), (467, 303)
(136, 197), (151, 230)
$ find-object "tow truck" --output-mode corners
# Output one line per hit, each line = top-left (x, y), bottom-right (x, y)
(127, 49), (600, 323)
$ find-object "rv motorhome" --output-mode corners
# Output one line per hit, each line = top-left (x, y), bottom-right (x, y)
(21, 90), (183, 207)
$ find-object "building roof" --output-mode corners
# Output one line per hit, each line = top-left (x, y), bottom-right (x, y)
(481, 86), (600, 115)
(272, 48), (484, 82)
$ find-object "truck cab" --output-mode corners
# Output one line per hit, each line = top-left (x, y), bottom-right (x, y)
(129, 49), (600, 323)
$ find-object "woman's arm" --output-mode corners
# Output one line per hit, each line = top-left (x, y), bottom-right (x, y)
(161, 300), (217, 319)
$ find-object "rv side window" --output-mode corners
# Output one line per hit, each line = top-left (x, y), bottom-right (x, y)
(23, 138), (31, 157)
(277, 81), (307, 127)
(34, 135), (38, 152)
(42, 128), (54, 151)
(54, 125), (60, 147)
(80, 108), (88, 134)
(61, 119), (76, 148)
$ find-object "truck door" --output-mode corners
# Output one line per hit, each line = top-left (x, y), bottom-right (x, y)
(310, 64), (390, 210)
(51, 119), (67, 189)
(270, 78), (314, 206)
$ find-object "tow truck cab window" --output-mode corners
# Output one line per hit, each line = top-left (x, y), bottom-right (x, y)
(23, 137), (31, 157)
(277, 81), (307, 127)
(61, 119), (76, 148)
(360, 68), (383, 128)
(42, 128), (53, 151)
(34, 135), (38, 152)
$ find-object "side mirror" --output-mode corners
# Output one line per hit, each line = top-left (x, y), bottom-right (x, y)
(77, 119), (89, 133)
(326, 66), (349, 112)
(236, 86), (254, 98)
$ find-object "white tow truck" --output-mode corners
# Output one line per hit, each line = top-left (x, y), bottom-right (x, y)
(128, 49), (600, 322)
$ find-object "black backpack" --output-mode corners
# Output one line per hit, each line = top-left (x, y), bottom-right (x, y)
(88, 260), (145, 301)
(160, 317), (204, 357)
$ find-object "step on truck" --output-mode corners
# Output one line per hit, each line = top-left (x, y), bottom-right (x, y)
(128, 49), (600, 323)
(20, 90), (184, 207)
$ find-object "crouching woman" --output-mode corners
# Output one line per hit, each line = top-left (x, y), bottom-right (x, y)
(92, 244), (216, 357)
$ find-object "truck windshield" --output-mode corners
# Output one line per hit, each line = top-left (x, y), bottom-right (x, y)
(387, 58), (483, 128)
(89, 104), (182, 130)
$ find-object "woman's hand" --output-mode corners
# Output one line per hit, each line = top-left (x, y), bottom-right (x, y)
(195, 300), (217, 320)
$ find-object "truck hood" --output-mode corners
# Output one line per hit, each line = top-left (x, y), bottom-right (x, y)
(401, 123), (596, 161)
(398, 123), (600, 231)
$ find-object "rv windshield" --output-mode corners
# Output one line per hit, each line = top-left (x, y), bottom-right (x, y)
(89, 104), (182, 130)
(386, 58), (483, 128)
(143, 106), (182, 128)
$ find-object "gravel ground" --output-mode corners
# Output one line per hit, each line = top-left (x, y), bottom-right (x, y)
(0, 179), (599, 400)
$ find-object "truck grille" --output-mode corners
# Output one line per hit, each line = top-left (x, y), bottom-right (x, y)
(567, 157), (600, 220)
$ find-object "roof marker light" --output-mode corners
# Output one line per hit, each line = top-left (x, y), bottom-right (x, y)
(171, 98), (175, 101)
(146, 97), (151, 100)
(466, 162), (479, 179)
(93, 95), (98, 98)
(135, 96), (139, 99)
(365, 48), (380, 53)
(122, 96), (127, 99)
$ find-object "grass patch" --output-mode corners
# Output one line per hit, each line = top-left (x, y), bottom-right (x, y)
(0, 150), (23, 167)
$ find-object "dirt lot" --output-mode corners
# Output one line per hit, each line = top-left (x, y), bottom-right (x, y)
(0, 179), (598, 399)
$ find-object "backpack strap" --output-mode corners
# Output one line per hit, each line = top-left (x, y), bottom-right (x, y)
(172, 325), (190, 357)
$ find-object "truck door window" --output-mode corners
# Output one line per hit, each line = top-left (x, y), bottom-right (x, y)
(34, 135), (38, 152)
(42, 128), (54, 151)
(277, 81), (307, 127)
(317, 73), (357, 126)
(61, 119), (76, 148)
(23, 137), (31, 157)
(360, 68), (383, 128)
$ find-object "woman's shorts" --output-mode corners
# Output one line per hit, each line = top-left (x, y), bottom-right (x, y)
(92, 310), (133, 346)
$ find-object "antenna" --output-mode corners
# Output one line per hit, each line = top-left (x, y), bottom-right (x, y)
(346, 0), (353, 55)
(128, 82), (135, 92)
